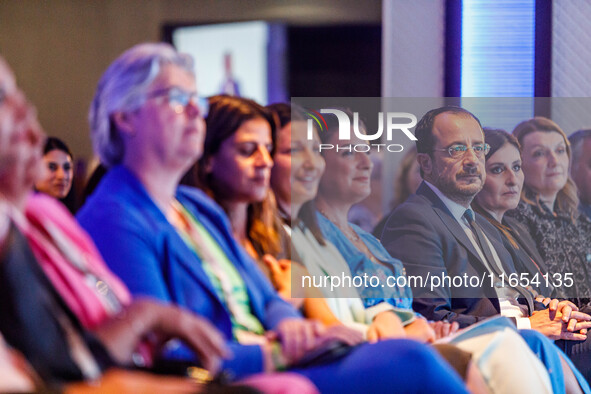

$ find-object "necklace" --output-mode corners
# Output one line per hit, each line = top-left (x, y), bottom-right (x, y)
(318, 208), (379, 263)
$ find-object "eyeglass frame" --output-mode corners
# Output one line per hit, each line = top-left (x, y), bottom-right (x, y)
(432, 143), (490, 159)
(144, 86), (208, 117)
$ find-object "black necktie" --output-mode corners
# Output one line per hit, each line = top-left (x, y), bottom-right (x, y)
(464, 209), (535, 313)
(464, 209), (502, 276)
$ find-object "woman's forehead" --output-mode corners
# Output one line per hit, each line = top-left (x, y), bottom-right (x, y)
(522, 130), (566, 148)
(149, 63), (195, 90)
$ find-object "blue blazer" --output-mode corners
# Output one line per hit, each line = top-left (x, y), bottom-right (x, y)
(77, 166), (300, 378)
(380, 182), (522, 328)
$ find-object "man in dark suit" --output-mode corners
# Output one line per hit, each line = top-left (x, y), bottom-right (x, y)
(380, 106), (591, 339)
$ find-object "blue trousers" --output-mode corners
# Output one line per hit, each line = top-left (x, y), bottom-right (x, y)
(292, 339), (467, 393)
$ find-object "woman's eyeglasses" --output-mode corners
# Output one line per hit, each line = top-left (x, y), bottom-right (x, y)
(145, 87), (208, 117)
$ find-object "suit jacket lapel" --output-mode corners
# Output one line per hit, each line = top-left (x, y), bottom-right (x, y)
(176, 190), (264, 316)
(416, 183), (490, 271)
(118, 168), (224, 305)
(416, 184), (535, 312)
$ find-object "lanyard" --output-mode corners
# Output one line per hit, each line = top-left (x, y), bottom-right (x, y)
(18, 209), (122, 316)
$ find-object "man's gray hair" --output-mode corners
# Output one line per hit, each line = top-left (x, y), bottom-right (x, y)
(89, 42), (194, 167)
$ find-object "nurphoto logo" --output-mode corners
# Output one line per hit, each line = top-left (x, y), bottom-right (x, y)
(306, 108), (418, 152)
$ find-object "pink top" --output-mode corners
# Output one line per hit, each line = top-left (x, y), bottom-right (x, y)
(18, 193), (131, 329)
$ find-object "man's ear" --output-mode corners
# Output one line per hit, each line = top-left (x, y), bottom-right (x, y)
(111, 112), (135, 137)
(417, 153), (432, 176)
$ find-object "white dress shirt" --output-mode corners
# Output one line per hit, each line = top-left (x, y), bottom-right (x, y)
(424, 181), (531, 329)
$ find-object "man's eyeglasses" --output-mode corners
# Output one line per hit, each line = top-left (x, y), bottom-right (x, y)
(145, 87), (208, 117)
(433, 143), (490, 159)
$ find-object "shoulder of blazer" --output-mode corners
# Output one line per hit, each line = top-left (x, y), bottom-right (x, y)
(476, 213), (504, 242)
(414, 182), (454, 216)
(175, 186), (237, 241)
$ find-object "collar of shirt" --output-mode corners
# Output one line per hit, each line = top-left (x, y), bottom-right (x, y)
(424, 181), (472, 224)
(424, 183), (529, 321)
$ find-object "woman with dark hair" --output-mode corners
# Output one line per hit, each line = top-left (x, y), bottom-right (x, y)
(78, 44), (470, 392)
(473, 128), (554, 298)
(472, 127), (591, 388)
(188, 97), (338, 323)
(507, 118), (591, 307)
(35, 136), (75, 212)
(192, 95), (283, 261)
(196, 98), (410, 336)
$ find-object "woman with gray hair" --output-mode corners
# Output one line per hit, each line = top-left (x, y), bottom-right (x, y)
(0, 52), (230, 391)
(88, 42), (206, 171)
(78, 43), (470, 392)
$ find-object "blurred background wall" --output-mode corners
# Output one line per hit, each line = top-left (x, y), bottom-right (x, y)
(0, 0), (381, 160)
(4, 0), (591, 218)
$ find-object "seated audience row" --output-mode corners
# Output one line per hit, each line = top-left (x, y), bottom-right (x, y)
(380, 106), (591, 389)
(0, 54), (249, 392)
(189, 97), (495, 389)
(1, 41), (591, 393)
(270, 104), (574, 392)
(75, 43), (473, 393)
